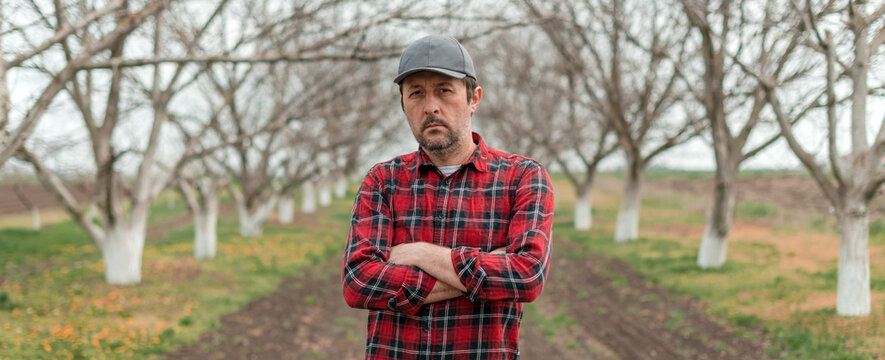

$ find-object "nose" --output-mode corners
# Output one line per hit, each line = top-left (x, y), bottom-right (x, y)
(423, 93), (440, 115)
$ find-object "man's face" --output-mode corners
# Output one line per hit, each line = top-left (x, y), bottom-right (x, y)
(400, 71), (481, 153)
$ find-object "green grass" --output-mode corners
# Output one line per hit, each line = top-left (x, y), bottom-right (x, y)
(0, 195), (351, 360)
(735, 201), (779, 219)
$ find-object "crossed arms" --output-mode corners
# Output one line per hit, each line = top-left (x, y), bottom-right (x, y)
(387, 242), (507, 304)
(342, 163), (554, 316)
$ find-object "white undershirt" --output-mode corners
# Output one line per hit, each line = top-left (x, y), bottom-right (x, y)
(437, 165), (461, 177)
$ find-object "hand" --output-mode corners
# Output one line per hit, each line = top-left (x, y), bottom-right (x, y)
(388, 242), (429, 266)
(490, 246), (507, 254)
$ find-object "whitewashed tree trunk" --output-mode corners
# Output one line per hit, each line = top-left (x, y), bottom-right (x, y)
(614, 172), (641, 242)
(179, 178), (224, 259)
(102, 212), (147, 285)
(318, 181), (332, 207)
(574, 187), (592, 230)
(334, 175), (348, 198)
(193, 191), (218, 259)
(835, 200), (870, 316)
(302, 181), (316, 214)
(697, 167), (738, 268)
(233, 189), (280, 238)
(11, 186), (41, 231)
(278, 194), (294, 224)
(237, 203), (263, 238)
(30, 208), (41, 231)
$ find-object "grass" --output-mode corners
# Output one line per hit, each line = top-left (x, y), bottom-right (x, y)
(0, 194), (350, 360)
(555, 174), (884, 358)
(735, 201), (780, 219)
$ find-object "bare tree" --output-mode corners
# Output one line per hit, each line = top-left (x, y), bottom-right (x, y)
(178, 160), (228, 259)
(479, 29), (618, 230)
(206, 58), (388, 236)
(206, 62), (320, 237)
(520, 0), (703, 242)
(681, 0), (811, 268)
(17, 0), (211, 285)
(749, 0), (885, 317)
(0, 0), (165, 167)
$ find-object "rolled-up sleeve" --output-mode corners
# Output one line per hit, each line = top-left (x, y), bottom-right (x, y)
(451, 161), (554, 303)
(342, 166), (436, 315)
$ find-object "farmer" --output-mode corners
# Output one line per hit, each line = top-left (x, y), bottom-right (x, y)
(342, 34), (554, 359)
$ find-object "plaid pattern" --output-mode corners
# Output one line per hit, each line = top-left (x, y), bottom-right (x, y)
(342, 133), (554, 359)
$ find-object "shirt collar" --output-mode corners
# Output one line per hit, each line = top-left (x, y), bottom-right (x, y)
(417, 132), (489, 173)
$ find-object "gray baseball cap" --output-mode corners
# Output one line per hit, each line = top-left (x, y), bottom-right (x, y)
(394, 35), (476, 84)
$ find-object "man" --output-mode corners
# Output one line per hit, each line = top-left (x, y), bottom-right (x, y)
(342, 34), (554, 360)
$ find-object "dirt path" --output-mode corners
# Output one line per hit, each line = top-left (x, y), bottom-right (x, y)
(536, 240), (777, 360)
(165, 241), (776, 360)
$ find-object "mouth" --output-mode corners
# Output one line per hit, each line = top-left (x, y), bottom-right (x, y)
(421, 116), (449, 133)
(423, 122), (448, 132)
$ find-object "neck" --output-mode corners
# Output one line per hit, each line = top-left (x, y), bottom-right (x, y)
(425, 137), (477, 167)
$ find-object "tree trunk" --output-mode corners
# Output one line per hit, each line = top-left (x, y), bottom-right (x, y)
(334, 175), (347, 198)
(31, 208), (40, 231)
(12, 185), (40, 231)
(193, 191), (218, 259)
(697, 164), (738, 268)
(301, 181), (316, 214)
(237, 203), (263, 238)
(233, 192), (279, 238)
(835, 201), (871, 316)
(614, 171), (641, 242)
(318, 181), (332, 208)
(102, 216), (147, 285)
(574, 185), (593, 230)
(278, 194), (294, 224)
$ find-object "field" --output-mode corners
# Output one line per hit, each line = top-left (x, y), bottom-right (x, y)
(0, 172), (883, 359)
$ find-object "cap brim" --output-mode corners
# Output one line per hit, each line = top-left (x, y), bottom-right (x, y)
(393, 67), (468, 84)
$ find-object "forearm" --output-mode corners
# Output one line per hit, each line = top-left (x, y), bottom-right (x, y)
(412, 244), (468, 292)
(451, 247), (548, 302)
(342, 257), (435, 315)
(423, 279), (464, 304)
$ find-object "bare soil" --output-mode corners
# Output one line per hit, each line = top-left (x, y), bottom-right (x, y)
(0, 183), (93, 216)
(640, 174), (885, 218)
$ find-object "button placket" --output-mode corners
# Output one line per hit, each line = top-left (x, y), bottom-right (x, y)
(433, 178), (450, 245)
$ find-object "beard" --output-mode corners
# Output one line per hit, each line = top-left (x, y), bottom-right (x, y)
(417, 115), (461, 152)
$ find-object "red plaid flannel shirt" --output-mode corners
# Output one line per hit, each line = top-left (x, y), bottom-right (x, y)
(342, 133), (554, 359)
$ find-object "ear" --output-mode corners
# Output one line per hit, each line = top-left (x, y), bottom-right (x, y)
(469, 86), (482, 114)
